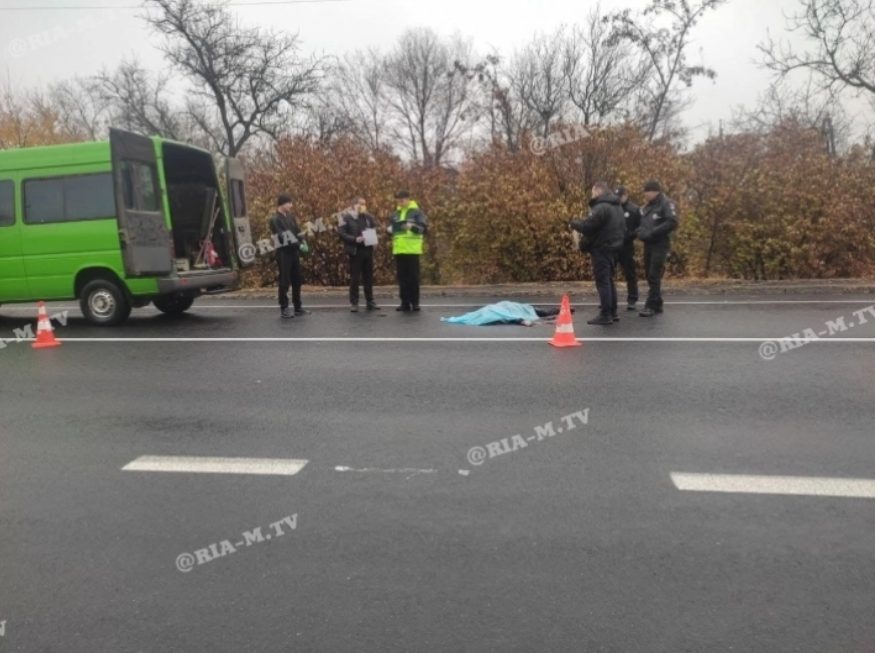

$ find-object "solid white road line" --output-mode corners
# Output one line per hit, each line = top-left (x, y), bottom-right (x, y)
(122, 455), (308, 476)
(50, 336), (876, 343)
(670, 472), (875, 498)
(189, 300), (874, 308)
(1, 299), (872, 311)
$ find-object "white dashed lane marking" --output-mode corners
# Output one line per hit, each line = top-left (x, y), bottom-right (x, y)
(671, 472), (875, 498)
(122, 456), (309, 476)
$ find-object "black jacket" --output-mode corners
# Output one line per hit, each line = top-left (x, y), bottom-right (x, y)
(268, 211), (304, 254)
(337, 211), (377, 255)
(621, 200), (642, 243)
(637, 193), (679, 248)
(570, 193), (625, 253)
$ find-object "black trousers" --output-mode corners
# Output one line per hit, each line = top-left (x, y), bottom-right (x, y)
(395, 254), (421, 308)
(644, 244), (669, 310)
(617, 240), (638, 304)
(349, 248), (374, 305)
(276, 249), (302, 311)
(591, 249), (618, 317)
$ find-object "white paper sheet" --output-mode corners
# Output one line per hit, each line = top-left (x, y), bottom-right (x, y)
(361, 228), (378, 247)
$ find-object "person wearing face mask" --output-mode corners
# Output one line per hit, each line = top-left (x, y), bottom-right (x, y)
(337, 196), (380, 312)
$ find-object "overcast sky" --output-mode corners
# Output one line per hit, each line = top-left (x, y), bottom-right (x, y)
(0, 0), (873, 142)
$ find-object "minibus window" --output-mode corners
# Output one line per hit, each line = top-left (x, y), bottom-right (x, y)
(24, 173), (115, 224)
(121, 161), (159, 212)
(24, 178), (64, 223)
(66, 173), (115, 220)
(121, 163), (136, 209)
(0, 180), (13, 227)
(230, 179), (246, 218)
(137, 164), (159, 211)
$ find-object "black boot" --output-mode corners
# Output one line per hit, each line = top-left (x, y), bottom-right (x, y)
(587, 313), (613, 326)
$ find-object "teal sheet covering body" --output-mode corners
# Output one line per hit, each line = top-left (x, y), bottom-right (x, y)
(441, 301), (540, 326)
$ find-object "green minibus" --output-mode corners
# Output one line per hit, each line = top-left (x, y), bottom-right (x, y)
(0, 128), (253, 325)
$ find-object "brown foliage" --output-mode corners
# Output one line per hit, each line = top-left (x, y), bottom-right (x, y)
(244, 135), (436, 288)
(242, 122), (873, 285)
(3, 108), (868, 284)
(686, 120), (874, 279)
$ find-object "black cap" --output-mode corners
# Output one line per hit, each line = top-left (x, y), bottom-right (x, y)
(643, 180), (661, 192)
(277, 193), (293, 206)
(615, 186), (629, 197)
(394, 190), (411, 199)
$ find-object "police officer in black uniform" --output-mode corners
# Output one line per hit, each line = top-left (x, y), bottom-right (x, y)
(615, 186), (641, 311)
(636, 180), (679, 317)
(570, 180), (625, 325)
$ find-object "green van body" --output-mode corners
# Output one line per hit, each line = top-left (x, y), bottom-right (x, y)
(0, 130), (252, 324)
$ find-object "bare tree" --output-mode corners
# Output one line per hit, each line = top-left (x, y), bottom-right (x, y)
(732, 78), (853, 152)
(327, 50), (391, 152)
(607, 0), (726, 141)
(89, 61), (192, 141)
(144, 0), (323, 156)
(296, 88), (358, 146)
(759, 0), (874, 97)
(511, 28), (571, 137)
(0, 82), (43, 148)
(43, 79), (108, 140)
(383, 28), (479, 167)
(456, 53), (534, 152)
(0, 79), (80, 147)
(564, 7), (649, 126)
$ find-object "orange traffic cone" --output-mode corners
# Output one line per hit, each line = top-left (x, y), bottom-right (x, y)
(32, 301), (61, 349)
(549, 294), (582, 348)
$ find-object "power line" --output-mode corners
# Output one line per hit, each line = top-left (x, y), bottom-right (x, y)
(0, 0), (350, 10)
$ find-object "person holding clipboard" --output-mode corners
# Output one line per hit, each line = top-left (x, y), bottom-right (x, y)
(337, 196), (380, 312)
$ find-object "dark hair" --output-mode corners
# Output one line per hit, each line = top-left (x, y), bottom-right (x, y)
(592, 180), (612, 195)
(395, 190), (411, 199)
(277, 193), (293, 206)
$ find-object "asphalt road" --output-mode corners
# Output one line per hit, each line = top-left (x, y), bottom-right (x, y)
(0, 294), (873, 653)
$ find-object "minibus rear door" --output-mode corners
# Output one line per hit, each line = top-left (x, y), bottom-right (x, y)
(110, 128), (174, 276)
(225, 157), (254, 268)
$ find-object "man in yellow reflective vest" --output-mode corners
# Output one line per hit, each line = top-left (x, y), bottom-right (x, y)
(390, 190), (428, 312)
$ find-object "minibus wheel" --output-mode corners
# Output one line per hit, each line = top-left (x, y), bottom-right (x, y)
(153, 293), (195, 315)
(79, 279), (132, 326)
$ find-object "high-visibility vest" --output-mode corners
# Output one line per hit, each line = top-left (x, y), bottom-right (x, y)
(392, 202), (424, 255)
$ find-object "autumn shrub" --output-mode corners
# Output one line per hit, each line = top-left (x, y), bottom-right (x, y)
(686, 120), (875, 279)
(8, 109), (868, 286)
